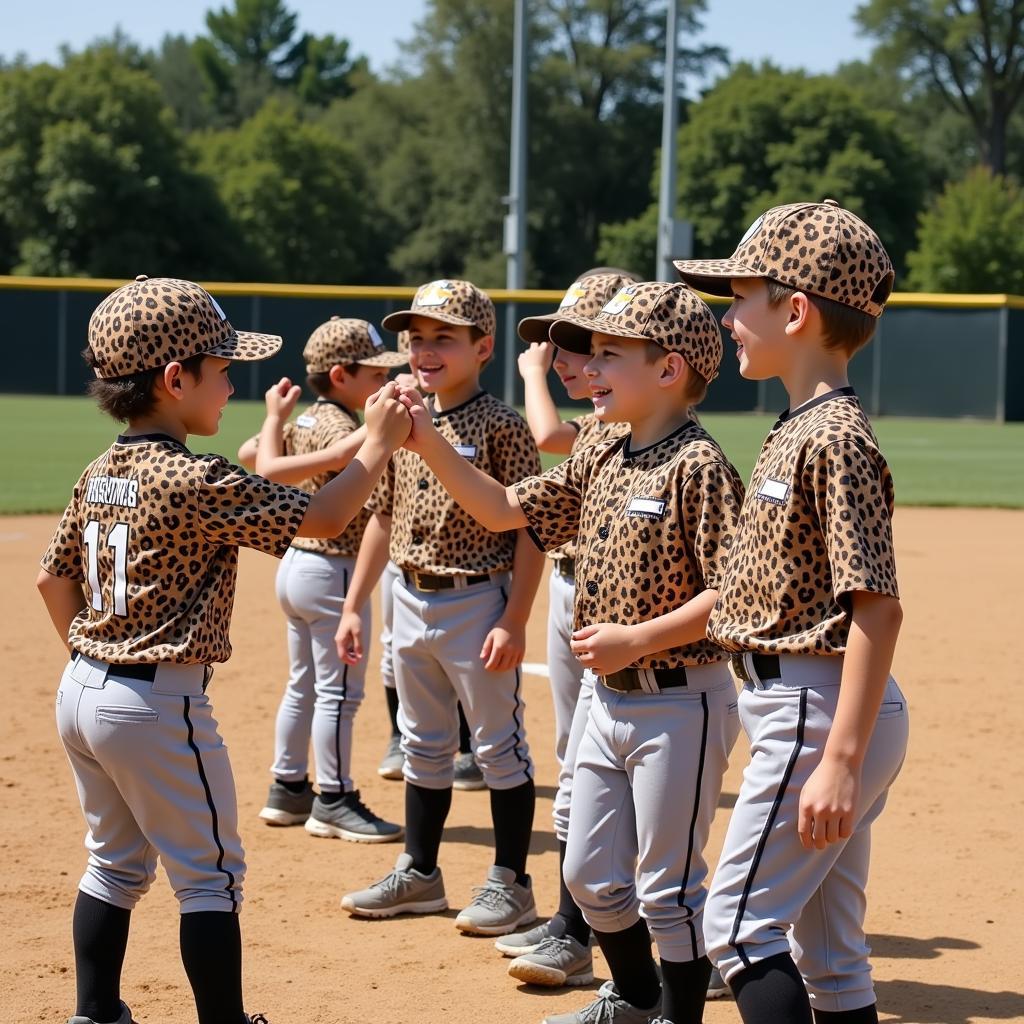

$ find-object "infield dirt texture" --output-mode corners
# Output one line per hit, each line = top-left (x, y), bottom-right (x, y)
(2, 508), (1022, 1023)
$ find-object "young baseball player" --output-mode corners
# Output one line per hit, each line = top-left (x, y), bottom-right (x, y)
(675, 199), (910, 1024)
(235, 317), (408, 840)
(336, 279), (545, 935)
(36, 276), (410, 1024)
(397, 281), (746, 1024)
(494, 271), (634, 985)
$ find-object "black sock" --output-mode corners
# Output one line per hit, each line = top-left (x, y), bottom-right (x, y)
(489, 779), (535, 884)
(404, 782), (452, 874)
(385, 686), (401, 736)
(548, 840), (590, 945)
(813, 1006), (879, 1024)
(275, 776), (308, 795)
(732, 951), (812, 1024)
(318, 789), (343, 805)
(72, 892), (131, 1023)
(179, 911), (245, 1024)
(592, 919), (661, 1011)
(457, 702), (472, 754)
(660, 956), (713, 1024)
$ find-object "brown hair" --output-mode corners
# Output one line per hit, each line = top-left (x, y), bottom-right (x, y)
(83, 347), (206, 423)
(641, 341), (708, 404)
(306, 363), (363, 396)
(764, 279), (878, 356)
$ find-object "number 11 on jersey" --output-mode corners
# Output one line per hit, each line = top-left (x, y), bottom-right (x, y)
(83, 520), (130, 616)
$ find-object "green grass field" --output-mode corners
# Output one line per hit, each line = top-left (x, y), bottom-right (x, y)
(1, 394), (1022, 513)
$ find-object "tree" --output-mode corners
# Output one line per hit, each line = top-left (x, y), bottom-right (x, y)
(906, 165), (1024, 292)
(598, 64), (925, 276)
(192, 99), (388, 283)
(855, 0), (1024, 174)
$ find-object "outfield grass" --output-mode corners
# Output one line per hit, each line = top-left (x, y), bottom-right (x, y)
(1, 394), (1022, 514)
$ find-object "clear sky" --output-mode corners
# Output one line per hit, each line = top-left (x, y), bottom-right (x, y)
(3, 1), (873, 76)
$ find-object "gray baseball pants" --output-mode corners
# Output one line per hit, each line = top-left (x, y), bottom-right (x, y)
(57, 654), (244, 914)
(391, 573), (533, 790)
(704, 658), (909, 1013)
(552, 672), (593, 843)
(271, 547), (370, 793)
(564, 666), (740, 962)
(379, 560), (401, 690)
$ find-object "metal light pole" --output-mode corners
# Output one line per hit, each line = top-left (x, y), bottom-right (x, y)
(503, 0), (528, 404)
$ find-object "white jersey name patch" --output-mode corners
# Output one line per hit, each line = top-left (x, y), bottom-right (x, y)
(626, 496), (666, 520)
(296, 415), (318, 428)
(756, 478), (791, 505)
(86, 475), (139, 508)
(454, 444), (478, 459)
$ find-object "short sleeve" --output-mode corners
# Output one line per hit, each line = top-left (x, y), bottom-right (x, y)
(40, 474), (87, 580)
(514, 451), (586, 552)
(491, 413), (542, 486)
(681, 461), (745, 591)
(365, 457), (395, 517)
(196, 457), (310, 558)
(279, 421), (296, 455)
(804, 441), (898, 600)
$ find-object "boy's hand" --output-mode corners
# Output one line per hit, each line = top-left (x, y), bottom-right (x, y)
(798, 758), (860, 850)
(265, 377), (301, 419)
(480, 615), (526, 672)
(570, 622), (639, 676)
(518, 341), (554, 378)
(395, 372), (419, 390)
(364, 382), (411, 450)
(335, 609), (365, 664)
(397, 386), (439, 454)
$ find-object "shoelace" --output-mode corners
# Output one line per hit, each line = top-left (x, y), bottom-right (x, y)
(370, 867), (416, 897)
(532, 935), (576, 957)
(467, 881), (515, 909)
(577, 992), (625, 1024)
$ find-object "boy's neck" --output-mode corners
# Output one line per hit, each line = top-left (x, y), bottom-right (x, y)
(779, 350), (850, 411)
(320, 389), (359, 415)
(626, 398), (693, 450)
(121, 412), (189, 444)
(430, 375), (483, 412)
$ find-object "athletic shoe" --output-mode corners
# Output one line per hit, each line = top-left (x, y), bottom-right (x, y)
(452, 750), (486, 790)
(494, 919), (557, 956)
(258, 780), (314, 826)
(304, 791), (403, 843)
(378, 735), (404, 780)
(455, 865), (537, 935)
(542, 981), (660, 1024)
(706, 965), (730, 999)
(341, 852), (448, 918)
(68, 1002), (136, 1024)
(507, 934), (594, 987)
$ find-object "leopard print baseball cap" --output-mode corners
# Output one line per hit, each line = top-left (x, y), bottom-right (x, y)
(88, 275), (282, 379)
(549, 281), (723, 383)
(517, 273), (638, 345)
(673, 199), (894, 317)
(304, 317), (408, 372)
(381, 279), (496, 336)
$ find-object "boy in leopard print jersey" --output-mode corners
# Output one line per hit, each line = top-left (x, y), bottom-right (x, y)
(36, 277), (409, 1024)
(676, 200), (910, 1024)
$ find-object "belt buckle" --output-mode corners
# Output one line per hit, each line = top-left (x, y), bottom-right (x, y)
(729, 653), (752, 687)
(412, 572), (438, 593)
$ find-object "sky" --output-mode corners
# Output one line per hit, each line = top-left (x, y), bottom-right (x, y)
(3, 1), (873, 77)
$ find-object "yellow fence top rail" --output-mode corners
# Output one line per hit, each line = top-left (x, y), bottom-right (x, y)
(2, 275), (1023, 310)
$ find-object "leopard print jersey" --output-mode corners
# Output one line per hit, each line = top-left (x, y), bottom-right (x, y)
(549, 413), (629, 563)
(40, 434), (309, 664)
(368, 392), (541, 575)
(708, 389), (898, 655)
(515, 421), (745, 669)
(286, 400), (371, 557)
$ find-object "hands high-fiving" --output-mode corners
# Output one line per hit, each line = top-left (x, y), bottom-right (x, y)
(396, 385), (436, 454)
(364, 382), (412, 450)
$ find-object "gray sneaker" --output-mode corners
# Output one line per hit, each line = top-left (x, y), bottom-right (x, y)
(454, 865), (537, 935)
(543, 981), (660, 1024)
(706, 965), (730, 999)
(258, 780), (314, 826)
(304, 791), (403, 843)
(378, 735), (404, 780)
(68, 1003), (135, 1024)
(507, 933), (594, 987)
(341, 852), (448, 918)
(452, 750), (486, 790)
(494, 918), (556, 956)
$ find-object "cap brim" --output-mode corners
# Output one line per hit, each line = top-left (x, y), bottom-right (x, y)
(381, 309), (477, 332)
(356, 351), (408, 368)
(548, 313), (647, 354)
(517, 312), (560, 345)
(205, 329), (283, 362)
(672, 258), (761, 296)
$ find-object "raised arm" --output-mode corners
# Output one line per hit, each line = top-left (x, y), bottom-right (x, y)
(397, 388), (527, 532)
(256, 425), (369, 485)
(237, 435), (259, 469)
(518, 342), (578, 454)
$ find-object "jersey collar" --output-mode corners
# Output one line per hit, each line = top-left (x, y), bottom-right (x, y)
(429, 390), (486, 420)
(115, 432), (191, 451)
(622, 418), (694, 461)
(315, 397), (357, 419)
(775, 386), (858, 427)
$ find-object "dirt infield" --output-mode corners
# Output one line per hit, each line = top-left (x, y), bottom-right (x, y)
(4, 509), (1023, 1024)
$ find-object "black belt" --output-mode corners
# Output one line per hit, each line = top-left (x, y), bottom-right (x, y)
(601, 666), (690, 693)
(73, 654), (157, 682)
(403, 570), (492, 592)
(553, 556), (575, 578)
(729, 653), (782, 684)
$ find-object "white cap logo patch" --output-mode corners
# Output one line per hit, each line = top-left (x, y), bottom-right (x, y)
(417, 280), (454, 308)
(737, 214), (764, 249)
(368, 324), (384, 348)
(207, 293), (229, 321)
(559, 281), (588, 309)
(602, 286), (637, 316)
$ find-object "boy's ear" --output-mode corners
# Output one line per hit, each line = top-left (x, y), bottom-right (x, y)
(659, 351), (688, 387)
(158, 362), (186, 401)
(475, 333), (495, 363)
(784, 291), (813, 336)
(328, 364), (347, 387)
